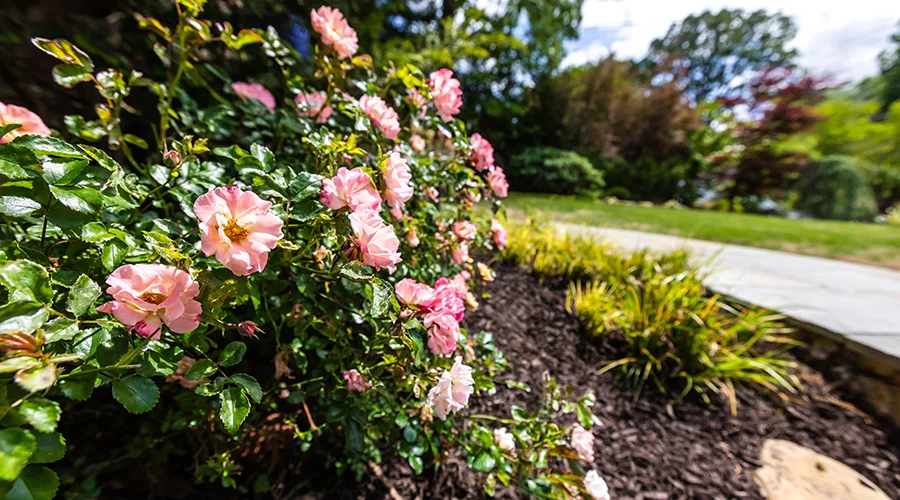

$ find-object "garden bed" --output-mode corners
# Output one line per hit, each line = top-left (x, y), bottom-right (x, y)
(61, 266), (900, 499)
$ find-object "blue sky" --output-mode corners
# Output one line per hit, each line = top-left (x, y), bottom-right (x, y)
(562, 0), (900, 82)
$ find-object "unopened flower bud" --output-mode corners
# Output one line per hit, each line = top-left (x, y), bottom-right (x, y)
(163, 149), (181, 167)
(237, 321), (260, 338)
(313, 245), (329, 261)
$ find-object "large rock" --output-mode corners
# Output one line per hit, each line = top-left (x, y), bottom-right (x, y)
(754, 439), (889, 500)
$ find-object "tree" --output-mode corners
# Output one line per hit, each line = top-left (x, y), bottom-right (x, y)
(646, 9), (798, 102)
(879, 20), (900, 114)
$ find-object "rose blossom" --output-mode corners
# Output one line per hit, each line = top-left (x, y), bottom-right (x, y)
(406, 88), (427, 112)
(428, 68), (463, 122)
(584, 470), (610, 500)
(349, 210), (402, 274)
(193, 186), (284, 276)
(406, 227), (420, 248)
(429, 278), (466, 321)
(394, 278), (435, 308)
(232, 82), (276, 111)
(0, 103), (51, 143)
(295, 91), (333, 123)
(97, 264), (202, 338)
(571, 424), (595, 462)
(449, 273), (469, 298)
(493, 428), (515, 451)
(427, 356), (474, 420)
(487, 166), (509, 198)
(382, 151), (413, 211)
(320, 167), (382, 212)
(410, 134), (426, 152)
(491, 219), (508, 249)
(452, 220), (477, 241)
(469, 133), (494, 171)
(477, 262), (494, 282)
(310, 6), (358, 59)
(343, 369), (371, 393)
(451, 242), (469, 265)
(359, 95), (400, 140)
(425, 313), (460, 356)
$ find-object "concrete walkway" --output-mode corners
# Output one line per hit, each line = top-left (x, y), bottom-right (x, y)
(556, 223), (900, 361)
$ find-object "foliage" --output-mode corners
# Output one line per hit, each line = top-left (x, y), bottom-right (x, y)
(645, 8), (798, 102)
(793, 156), (879, 221)
(589, 155), (700, 204)
(0, 2), (603, 497)
(507, 147), (604, 197)
(859, 162), (900, 213)
(878, 20), (900, 114)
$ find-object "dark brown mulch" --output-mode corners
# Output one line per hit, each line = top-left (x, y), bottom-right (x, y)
(436, 266), (900, 500)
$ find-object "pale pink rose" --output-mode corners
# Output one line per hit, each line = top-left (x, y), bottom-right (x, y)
(295, 91), (333, 123)
(451, 242), (469, 265)
(427, 278), (465, 321)
(449, 273), (469, 298)
(359, 95), (400, 140)
(425, 187), (439, 201)
(193, 186), (284, 276)
(491, 219), (508, 249)
(320, 167), (382, 212)
(97, 264), (202, 339)
(466, 189), (481, 203)
(343, 369), (371, 393)
(427, 356), (474, 420)
(584, 470), (610, 500)
(406, 88), (427, 108)
(469, 133), (495, 171)
(425, 314), (459, 356)
(428, 68), (463, 122)
(487, 166), (509, 198)
(389, 204), (404, 220)
(493, 428), (515, 451)
(410, 134), (426, 152)
(571, 424), (595, 462)
(310, 6), (358, 59)
(406, 227), (420, 248)
(382, 151), (413, 211)
(452, 220), (477, 241)
(394, 278), (435, 308)
(232, 82), (276, 111)
(349, 210), (402, 274)
(0, 103), (51, 143)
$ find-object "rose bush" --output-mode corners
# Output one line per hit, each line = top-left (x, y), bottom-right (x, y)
(0, 1), (605, 498)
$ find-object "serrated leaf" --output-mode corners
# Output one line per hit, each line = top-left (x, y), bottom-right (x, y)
(31, 38), (93, 71)
(0, 144), (40, 179)
(184, 358), (216, 380)
(0, 123), (22, 142)
(15, 362), (58, 393)
(472, 451), (496, 472)
(218, 341), (246, 367)
(49, 185), (102, 214)
(576, 403), (593, 429)
(369, 278), (392, 317)
(7, 464), (59, 500)
(0, 196), (42, 217)
(16, 398), (61, 433)
(287, 171), (324, 202)
(44, 319), (79, 344)
(231, 373), (262, 403)
(0, 357), (42, 374)
(12, 135), (85, 159)
(218, 387), (250, 434)
(101, 240), (128, 271)
(59, 376), (94, 401)
(52, 64), (93, 88)
(29, 432), (66, 464)
(0, 428), (36, 481)
(111, 377), (160, 414)
(0, 261), (53, 303)
(338, 262), (372, 281)
(0, 301), (49, 334)
(40, 157), (89, 185)
(80, 222), (113, 243)
(66, 274), (101, 317)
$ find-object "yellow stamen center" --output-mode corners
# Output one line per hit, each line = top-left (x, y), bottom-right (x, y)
(139, 292), (167, 305)
(223, 219), (250, 242)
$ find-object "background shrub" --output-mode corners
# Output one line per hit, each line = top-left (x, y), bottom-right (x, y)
(507, 147), (605, 196)
(793, 155), (879, 221)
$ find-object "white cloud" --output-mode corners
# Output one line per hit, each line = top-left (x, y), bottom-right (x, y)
(566, 0), (900, 81)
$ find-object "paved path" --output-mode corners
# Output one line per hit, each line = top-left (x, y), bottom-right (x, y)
(556, 223), (900, 361)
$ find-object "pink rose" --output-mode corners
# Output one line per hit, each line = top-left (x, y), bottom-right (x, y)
(491, 219), (508, 249)
(232, 82), (276, 111)
(343, 369), (371, 393)
(193, 186), (284, 276)
(295, 91), (333, 123)
(428, 68), (463, 122)
(469, 133), (494, 171)
(487, 166), (509, 198)
(452, 220), (477, 241)
(450, 273), (469, 298)
(0, 103), (51, 143)
(427, 356), (474, 420)
(310, 6), (358, 59)
(320, 167), (382, 212)
(349, 210), (402, 274)
(394, 278), (435, 308)
(97, 264), (202, 339)
(571, 424), (595, 462)
(494, 428), (515, 451)
(425, 314), (459, 356)
(407, 88), (427, 112)
(359, 95), (400, 140)
(406, 227), (420, 248)
(382, 151), (413, 211)
(410, 134), (426, 152)
(451, 242), (469, 265)
(427, 278), (465, 321)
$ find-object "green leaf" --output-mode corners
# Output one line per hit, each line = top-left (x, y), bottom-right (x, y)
(31, 38), (93, 71)
(250, 144), (275, 171)
(46, 202), (93, 230)
(29, 433), (66, 464)
(184, 359), (216, 380)
(66, 274), (101, 316)
(0, 428), (36, 481)
(0, 144), (40, 180)
(0, 357), (41, 374)
(16, 398), (61, 433)
(81, 222), (113, 243)
(15, 362), (58, 393)
(576, 403), (593, 429)
(0, 196), (42, 217)
(338, 262), (372, 281)
(111, 377), (160, 414)
(123, 134), (148, 149)
(137, 343), (182, 377)
(510, 406), (530, 422)
(0, 261), (52, 303)
(12, 135), (85, 159)
(231, 373), (262, 403)
(52, 64), (93, 88)
(101, 240), (128, 271)
(59, 376), (94, 401)
(0, 124), (22, 142)
(64, 115), (106, 142)
(43, 318), (79, 343)
(408, 455), (424, 474)
(218, 342), (247, 367)
(218, 387), (250, 434)
(40, 157), (89, 185)
(7, 465), (59, 500)
(369, 278), (393, 318)
(49, 185), (102, 214)
(287, 171), (324, 202)
(0, 301), (49, 334)
(472, 451), (496, 472)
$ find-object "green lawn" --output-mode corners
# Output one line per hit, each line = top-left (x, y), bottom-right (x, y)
(502, 193), (900, 269)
